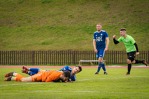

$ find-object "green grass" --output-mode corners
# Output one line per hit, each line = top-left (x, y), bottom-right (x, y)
(0, 0), (149, 50)
(0, 66), (149, 99)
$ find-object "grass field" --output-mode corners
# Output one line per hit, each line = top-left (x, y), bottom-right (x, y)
(0, 66), (149, 99)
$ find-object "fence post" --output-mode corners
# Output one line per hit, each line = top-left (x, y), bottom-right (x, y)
(0, 51), (1, 64)
(32, 51), (35, 65)
(146, 51), (149, 62)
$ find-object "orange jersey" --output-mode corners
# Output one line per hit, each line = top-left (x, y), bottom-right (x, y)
(31, 70), (63, 82)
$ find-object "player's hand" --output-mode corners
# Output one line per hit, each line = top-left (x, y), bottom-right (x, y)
(105, 47), (108, 51)
(94, 49), (98, 53)
(136, 52), (139, 55)
(113, 35), (116, 39)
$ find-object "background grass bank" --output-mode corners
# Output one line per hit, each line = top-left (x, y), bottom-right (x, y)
(0, 0), (149, 50)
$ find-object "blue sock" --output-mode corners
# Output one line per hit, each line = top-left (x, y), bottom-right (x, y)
(101, 63), (106, 72)
(97, 62), (102, 72)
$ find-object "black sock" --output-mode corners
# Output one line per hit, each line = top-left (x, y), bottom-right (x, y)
(135, 60), (143, 64)
(128, 64), (132, 74)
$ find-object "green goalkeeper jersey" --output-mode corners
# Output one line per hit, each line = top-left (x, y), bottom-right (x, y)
(118, 35), (136, 52)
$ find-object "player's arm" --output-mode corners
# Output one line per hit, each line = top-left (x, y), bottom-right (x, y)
(59, 66), (67, 71)
(93, 39), (96, 49)
(71, 75), (76, 81)
(134, 43), (139, 52)
(130, 36), (139, 54)
(93, 39), (97, 52)
(59, 66), (71, 71)
(105, 37), (109, 51)
(93, 33), (98, 53)
(113, 38), (119, 44)
(113, 35), (119, 44)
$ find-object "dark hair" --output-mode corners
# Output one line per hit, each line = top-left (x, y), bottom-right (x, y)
(120, 28), (126, 31)
(76, 66), (82, 72)
(63, 71), (71, 78)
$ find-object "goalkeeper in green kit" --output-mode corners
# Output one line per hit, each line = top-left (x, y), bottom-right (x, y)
(113, 28), (148, 75)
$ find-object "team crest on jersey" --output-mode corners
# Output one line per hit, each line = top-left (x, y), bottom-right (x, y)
(125, 39), (129, 42)
(96, 37), (102, 41)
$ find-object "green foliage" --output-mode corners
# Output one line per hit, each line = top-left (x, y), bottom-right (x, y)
(41, 0), (53, 3)
(0, 67), (149, 99)
(0, 0), (149, 50)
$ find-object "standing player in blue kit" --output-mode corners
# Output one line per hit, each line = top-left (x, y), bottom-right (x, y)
(93, 23), (109, 75)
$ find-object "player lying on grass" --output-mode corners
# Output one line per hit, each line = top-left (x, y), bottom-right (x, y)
(4, 70), (70, 82)
(22, 65), (82, 82)
(113, 28), (148, 75)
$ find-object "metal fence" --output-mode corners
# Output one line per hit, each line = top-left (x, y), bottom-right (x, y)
(0, 50), (148, 65)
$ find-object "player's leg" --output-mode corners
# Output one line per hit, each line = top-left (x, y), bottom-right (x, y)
(95, 49), (107, 75)
(99, 50), (107, 75)
(126, 60), (132, 75)
(133, 59), (148, 66)
(95, 58), (102, 74)
(22, 66), (29, 74)
(21, 77), (32, 82)
(4, 72), (25, 81)
(95, 51), (101, 74)
(126, 52), (135, 75)
(14, 73), (32, 82)
(22, 66), (40, 76)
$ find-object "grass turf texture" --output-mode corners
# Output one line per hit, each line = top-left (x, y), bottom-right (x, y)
(0, 0), (149, 51)
(0, 66), (149, 99)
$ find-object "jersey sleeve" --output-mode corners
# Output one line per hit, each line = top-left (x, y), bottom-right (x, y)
(93, 31), (100, 40)
(105, 32), (109, 38)
(93, 33), (96, 39)
(70, 75), (76, 81)
(59, 66), (68, 71)
(118, 37), (123, 42)
(59, 66), (72, 71)
(129, 36), (136, 44)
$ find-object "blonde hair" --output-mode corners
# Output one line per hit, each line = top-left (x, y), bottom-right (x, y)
(97, 23), (102, 26)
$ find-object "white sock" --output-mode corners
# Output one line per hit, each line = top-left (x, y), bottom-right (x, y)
(13, 72), (18, 76)
(11, 77), (16, 81)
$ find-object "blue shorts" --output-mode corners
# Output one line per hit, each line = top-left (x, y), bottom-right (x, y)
(29, 68), (40, 76)
(96, 49), (105, 58)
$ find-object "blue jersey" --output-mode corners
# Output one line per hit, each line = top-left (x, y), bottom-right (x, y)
(93, 30), (108, 50)
(59, 65), (72, 72)
(59, 66), (76, 81)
